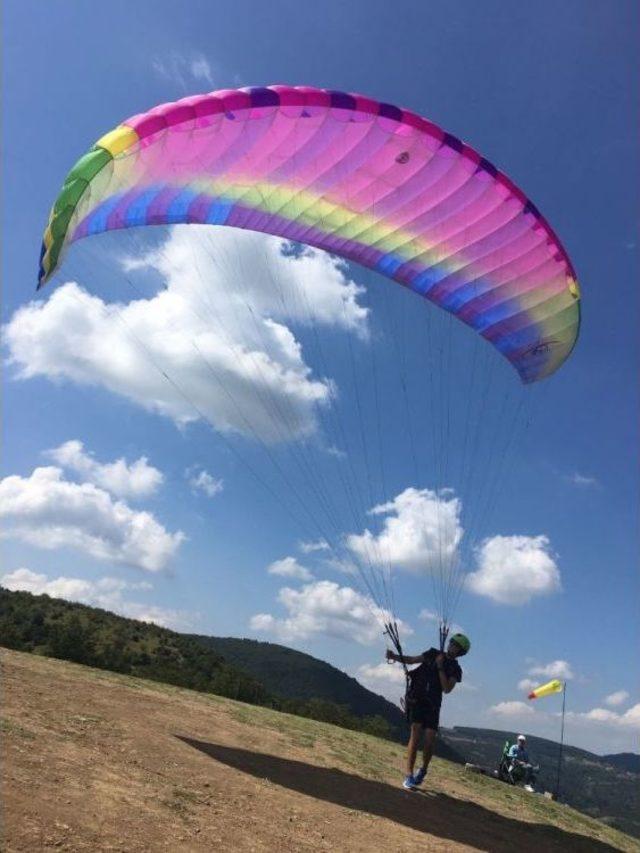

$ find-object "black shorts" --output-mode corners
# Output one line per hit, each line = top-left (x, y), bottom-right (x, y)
(408, 701), (440, 731)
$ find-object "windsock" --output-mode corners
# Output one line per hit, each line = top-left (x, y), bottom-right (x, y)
(528, 679), (564, 700)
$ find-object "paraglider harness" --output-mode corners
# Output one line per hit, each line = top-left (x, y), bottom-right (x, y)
(497, 740), (517, 784)
(385, 621), (449, 722)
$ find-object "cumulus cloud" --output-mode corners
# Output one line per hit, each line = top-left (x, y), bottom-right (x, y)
(528, 660), (574, 681)
(321, 553), (361, 576)
(418, 608), (464, 634)
(418, 608), (439, 623)
(518, 678), (538, 694)
(250, 579), (412, 646)
(1, 567), (193, 629)
(482, 700), (638, 752)
(0, 467), (184, 572)
(2, 567), (119, 600)
(568, 704), (640, 730)
(346, 487), (463, 574)
(357, 662), (406, 687)
(122, 603), (195, 629)
(604, 690), (630, 707)
(46, 440), (163, 499)
(5, 228), (368, 443)
(489, 700), (535, 718)
(187, 467), (224, 498)
(467, 535), (561, 605)
(299, 539), (330, 554)
(267, 556), (313, 582)
(356, 662), (406, 703)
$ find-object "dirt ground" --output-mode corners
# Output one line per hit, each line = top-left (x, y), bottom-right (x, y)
(2, 649), (636, 852)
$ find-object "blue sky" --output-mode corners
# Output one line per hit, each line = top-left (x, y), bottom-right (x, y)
(2, 0), (638, 754)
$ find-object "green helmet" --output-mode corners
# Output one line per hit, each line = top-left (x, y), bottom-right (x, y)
(450, 633), (471, 655)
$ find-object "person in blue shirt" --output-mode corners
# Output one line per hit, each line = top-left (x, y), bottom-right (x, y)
(508, 734), (536, 790)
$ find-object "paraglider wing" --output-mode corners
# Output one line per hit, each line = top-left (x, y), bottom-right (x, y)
(38, 85), (579, 384)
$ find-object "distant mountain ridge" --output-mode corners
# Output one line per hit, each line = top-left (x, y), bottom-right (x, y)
(602, 753), (640, 774)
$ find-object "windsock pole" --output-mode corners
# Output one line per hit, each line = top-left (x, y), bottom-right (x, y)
(555, 681), (567, 799)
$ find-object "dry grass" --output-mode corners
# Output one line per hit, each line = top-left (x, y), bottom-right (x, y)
(2, 647), (638, 852)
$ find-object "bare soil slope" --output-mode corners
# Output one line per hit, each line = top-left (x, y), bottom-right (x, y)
(2, 648), (637, 852)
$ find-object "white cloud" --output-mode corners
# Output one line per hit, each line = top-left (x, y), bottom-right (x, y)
(518, 678), (538, 693)
(6, 228), (368, 444)
(357, 662), (406, 686)
(477, 701), (638, 753)
(0, 467), (184, 572)
(267, 556), (313, 582)
(121, 602), (195, 629)
(325, 445), (347, 459)
(250, 579), (412, 646)
(321, 553), (361, 576)
(299, 539), (330, 554)
(151, 51), (216, 89)
(187, 467), (224, 498)
(46, 440), (163, 499)
(3, 567), (98, 600)
(418, 608), (439, 623)
(578, 708), (621, 724)
(489, 700), (535, 718)
(565, 472), (598, 488)
(2, 568), (149, 600)
(188, 56), (215, 86)
(356, 662), (406, 703)
(528, 660), (574, 680)
(467, 535), (561, 605)
(568, 704), (640, 730)
(418, 608), (464, 639)
(346, 487), (463, 574)
(604, 690), (630, 707)
(0, 567), (193, 630)
(249, 613), (278, 632)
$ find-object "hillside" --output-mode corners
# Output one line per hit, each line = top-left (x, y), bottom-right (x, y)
(602, 754), (640, 775)
(2, 586), (636, 836)
(191, 635), (405, 721)
(2, 648), (638, 852)
(441, 727), (640, 840)
(0, 587), (269, 704)
(0, 588), (398, 738)
(0, 588), (454, 749)
(191, 635), (463, 762)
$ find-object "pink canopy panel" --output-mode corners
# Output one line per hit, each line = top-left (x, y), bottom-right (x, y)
(39, 85), (580, 383)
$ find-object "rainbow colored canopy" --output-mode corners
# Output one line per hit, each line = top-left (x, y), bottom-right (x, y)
(39, 85), (580, 383)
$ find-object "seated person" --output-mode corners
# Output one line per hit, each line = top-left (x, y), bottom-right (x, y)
(508, 734), (536, 790)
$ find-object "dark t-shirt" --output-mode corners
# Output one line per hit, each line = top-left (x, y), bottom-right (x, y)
(407, 648), (462, 710)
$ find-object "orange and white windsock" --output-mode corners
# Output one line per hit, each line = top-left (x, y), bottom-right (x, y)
(528, 679), (564, 700)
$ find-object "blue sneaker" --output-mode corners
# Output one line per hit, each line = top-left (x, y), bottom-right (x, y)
(402, 774), (416, 790)
(413, 767), (427, 786)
